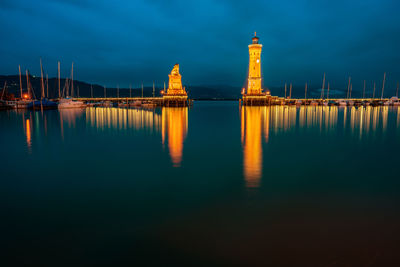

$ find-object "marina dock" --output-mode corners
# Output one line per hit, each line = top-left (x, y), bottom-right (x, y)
(241, 96), (397, 106)
(72, 96), (191, 107)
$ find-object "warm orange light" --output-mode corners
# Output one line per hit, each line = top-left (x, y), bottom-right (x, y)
(162, 107), (188, 167)
(164, 64), (187, 96)
(242, 107), (262, 187)
(241, 106), (270, 188)
(23, 94), (29, 99)
(86, 107), (161, 131)
(246, 33), (263, 95)
(25, 118), (32, 149)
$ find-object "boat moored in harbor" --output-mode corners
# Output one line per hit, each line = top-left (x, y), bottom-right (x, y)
(58, 97), (86, 109)
(27, 99), (57, 109)
(0, 100), (12, 110)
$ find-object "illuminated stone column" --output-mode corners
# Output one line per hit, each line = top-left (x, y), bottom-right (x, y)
(247, 33), (263, 95)
(166, 64), (187, 96)
(163, 64), (188, 107)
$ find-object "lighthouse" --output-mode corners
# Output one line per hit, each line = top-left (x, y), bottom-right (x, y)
(242, 33), (270, 106)
(247, 32), (263, 95)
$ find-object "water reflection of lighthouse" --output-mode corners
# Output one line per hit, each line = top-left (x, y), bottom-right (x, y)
(241, 106), (269, 188)
(162, 107), (188, 167)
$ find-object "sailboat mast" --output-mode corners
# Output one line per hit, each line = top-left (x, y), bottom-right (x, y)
(104, 86), (106, 98)
(363, 80), (366, 99)
(65, 78), (70, 97)
(71, 62), (74, 97)
(18, 65), (23, 98)
(40, 58), (44, 99)
(58, 61), (61, 99)
(347, 76), (351, 99)
(350, 83), (352, 98)
(321, 73), (326, 99)
(373, 82), (376, 98)
(284, 83), (287, 98)
(153, 81), (155, 97)
(46, 74), (49, 98)
(381, 72), (386, 99)
(1, 81), (7, 100)
(141, 83), (143, 98)
(289, 83), (292, 99)
(305, 82), (307, 99)
(61, 78), (67, 98)
(26, 70), (30, 98)
(327, 82), (330, 99)
(64, 78), (69, 97)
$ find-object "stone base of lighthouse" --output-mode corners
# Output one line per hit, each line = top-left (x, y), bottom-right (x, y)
(241, 94), (272, 106)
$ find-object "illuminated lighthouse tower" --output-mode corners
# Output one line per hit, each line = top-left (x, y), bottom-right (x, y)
(242, 33), (270, 105)
(247, 32), (262, 95)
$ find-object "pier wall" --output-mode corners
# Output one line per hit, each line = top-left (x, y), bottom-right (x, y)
(73, 96), (190, 107)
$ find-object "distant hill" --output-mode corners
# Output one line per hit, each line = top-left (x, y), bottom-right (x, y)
(267, 85), (347, 99)
(188, 85), (241, 99)
(0, 75), (347, 100)
(0, 75), (156, 99)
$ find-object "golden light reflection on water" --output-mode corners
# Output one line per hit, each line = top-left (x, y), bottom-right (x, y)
(241, 106), (398, 188)
(25, 118), (32, 151)
(276, 106), (339, 133)
(241, 106), (270, 188)
(267, 106), (391, 138)
(60, 109), (84, 128)
(345, 106), (389, 138)
(397, 107), (400, 127)
(16, 105), (398, 170)
(85, 107), (189, 167)
(162, 107), (188, 167)
(59, 109), (85, 140)
(85, 107), (162, 132)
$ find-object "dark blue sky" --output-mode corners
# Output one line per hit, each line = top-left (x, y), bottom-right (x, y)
(1, 0), (400, 93)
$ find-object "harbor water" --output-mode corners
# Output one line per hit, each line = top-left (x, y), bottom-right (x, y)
(1, 101), (400, 266)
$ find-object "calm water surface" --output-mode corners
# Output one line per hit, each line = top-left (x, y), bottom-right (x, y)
(1, 102), (400, 266)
